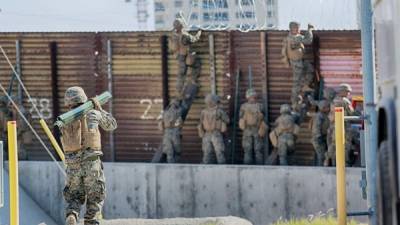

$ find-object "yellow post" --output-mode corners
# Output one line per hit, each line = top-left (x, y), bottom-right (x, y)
(39, 119), (65, 163)
(335, 107), (347, 225)
(8, 121), (19, 225)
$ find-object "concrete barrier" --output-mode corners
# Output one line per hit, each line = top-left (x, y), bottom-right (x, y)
(17, 162), (368, 225)
(0, 172), (57, 225)
(80, 216), (253, 225)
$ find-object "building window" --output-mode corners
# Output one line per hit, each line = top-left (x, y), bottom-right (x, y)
(190, 13), (199, 20)
(175, 0), (183, 7)
(236, 0), (253, 5)
(236, 11), (255, 19)
(267, 10), (273, 17)
(155, 2), (165, 11)
(215, 12), (229, 21)
(191, 0), (199, 7)
(203, 12), (211, 21)
(202, 0), (214, 9)
(216, 0), (228, 8)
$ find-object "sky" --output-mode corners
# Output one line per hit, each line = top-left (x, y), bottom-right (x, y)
(277, 0), (359, 30)
(0, 0), (155, 32)
(0, 0), (359, 32)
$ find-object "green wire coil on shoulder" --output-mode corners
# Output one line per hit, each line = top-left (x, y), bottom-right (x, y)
(54, 91), (112, 128)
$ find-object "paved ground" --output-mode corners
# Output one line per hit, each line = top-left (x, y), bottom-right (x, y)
(77, 217), (253, 225)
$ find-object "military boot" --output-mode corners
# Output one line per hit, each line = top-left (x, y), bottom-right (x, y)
(65, 214), (77, 225)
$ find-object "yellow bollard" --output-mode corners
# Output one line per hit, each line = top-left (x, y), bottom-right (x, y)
(8, 121), (19, 225)
(335, 107), (347, 225)
(39, 119), (65, 163)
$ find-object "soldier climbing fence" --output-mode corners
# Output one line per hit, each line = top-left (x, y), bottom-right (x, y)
(0, 31), (362, 165)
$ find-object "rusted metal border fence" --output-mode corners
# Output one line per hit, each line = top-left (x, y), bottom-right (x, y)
(0, 31), (362, 165)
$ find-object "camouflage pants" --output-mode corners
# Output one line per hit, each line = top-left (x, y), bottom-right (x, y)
(242, 129), (263, 165)
(64, 150), (105, 225)
(278, 133), (295, 165)
(176, 54), (201, 93)
(162, 127), (181, 163)
(202, 131), (226, 164)
(311, 135), (327, 166)
(326, 125), (353, 166)
(290, 60), (314, 109)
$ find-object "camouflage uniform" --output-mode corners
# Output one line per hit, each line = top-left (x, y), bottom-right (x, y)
(281, 22), (314, 109)
(272, 104), (299, 165)
(159, 99), (183, 163)
(239, 89), (267, 165)
(61, 87), (117, 225)
(171, 19), (202, 93)
(198, 94), (229, 164)
(325, 84), (355, 166)
(310, 100), (330, 166)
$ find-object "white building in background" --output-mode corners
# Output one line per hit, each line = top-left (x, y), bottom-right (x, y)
(154, 0), (278, 30)
(276, 0), (360, 30)
(0, 0), (155, 32)
(154, 0), (360, 31)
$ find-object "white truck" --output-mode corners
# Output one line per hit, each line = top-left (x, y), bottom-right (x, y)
(374, 0), (400, 224)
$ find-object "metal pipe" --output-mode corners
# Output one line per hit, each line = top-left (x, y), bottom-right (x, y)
(335, 107), (347, 225)
(160, 35), (169, 109)
(231, 68), (240, 164)
(361, 0), (378, 224)
(49, 42), (61, 148)
(8, 121), (19, 225)
(248, 65), (253, 89)
(40, 119), (65, 163)
(15, 40), (22, 105)
(107, 40), (115, 162)
(347, 211), (371, 217)
(0, 141), (3, 208)
(209, 34), (216, 95)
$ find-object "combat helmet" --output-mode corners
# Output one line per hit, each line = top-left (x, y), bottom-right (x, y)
(289, 21), (300, 29)
(280, 104), (291, 114)
(64, 86), (87, 106)
(205, 94), (219, 106)
(245, 89), (257, 99)
(338, 83), (352, 93)
(173, 18), (185, 29)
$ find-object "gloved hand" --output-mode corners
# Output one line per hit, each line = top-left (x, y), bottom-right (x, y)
(91, 98), (102, 111)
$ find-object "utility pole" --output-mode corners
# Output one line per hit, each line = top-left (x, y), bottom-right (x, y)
(360, 0), (377, 225)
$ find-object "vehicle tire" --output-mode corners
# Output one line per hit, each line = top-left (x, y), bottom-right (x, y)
(377, 140), (397, 225)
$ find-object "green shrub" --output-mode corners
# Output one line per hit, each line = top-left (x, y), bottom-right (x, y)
(271, 216), (359, 225)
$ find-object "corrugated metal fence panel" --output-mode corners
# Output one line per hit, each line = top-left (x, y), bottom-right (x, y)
(100, 32), (164, 162)
(167, 31), (231, 163)
(317, 31), (363, 95)
(266, 31), (316, 165)
(231, 31), (267, 163)
(0, 31), (362, 164)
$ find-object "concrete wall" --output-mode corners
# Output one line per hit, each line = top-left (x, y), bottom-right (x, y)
(17, 162), (368, 225)
(0, 172), (57, 225)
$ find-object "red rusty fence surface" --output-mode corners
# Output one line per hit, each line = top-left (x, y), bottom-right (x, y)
(0, 31), (362, 165)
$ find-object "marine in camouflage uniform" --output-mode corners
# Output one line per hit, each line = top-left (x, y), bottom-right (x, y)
(171, 18), (202, 94)
(239, 89), (268, 165)
(310, 100), (330, 166)
(198, 94), (229, 164)
(61, 87), (117, 225)
(281, 21), (314, 110)
(324, 84), (355, 166)
(271, 104), (299, 165)
(158, 99), (183, 163)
